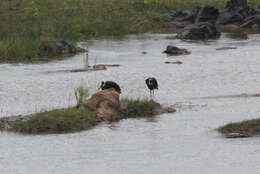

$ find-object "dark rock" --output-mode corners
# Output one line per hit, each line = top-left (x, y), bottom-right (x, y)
(54, 40), (86, 54)
(166, 106), (177, 113)
(163, 46), (191, 55)
(162, 10), (177, 22)
(165, 61), (183, 64)
(225, 0), (247, 14)
(218, 0), (248, 25)
(162, 6), (201, 23)
(54, 40), (75, 54)
(176, 22), (221, 40)
(197, 6), (219, 24)
(247, 7), (260, 16)
(240, 15), (260, 28)
(218, 12), (244, 25)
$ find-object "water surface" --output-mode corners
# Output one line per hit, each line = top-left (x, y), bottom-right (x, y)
(1, 33), (260, 174)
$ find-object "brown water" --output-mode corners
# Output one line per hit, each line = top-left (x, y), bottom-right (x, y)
(1, 33), (260, 173)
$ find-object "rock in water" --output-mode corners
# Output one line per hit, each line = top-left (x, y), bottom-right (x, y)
(176, 22), (221, 40)
(83, 89), (120, 121)
(163, 46), (191, 55)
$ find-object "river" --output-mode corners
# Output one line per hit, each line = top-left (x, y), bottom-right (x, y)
(1, 33), (260, 173)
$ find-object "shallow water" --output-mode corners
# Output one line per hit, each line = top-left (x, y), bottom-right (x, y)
(1, 33), (260, 173)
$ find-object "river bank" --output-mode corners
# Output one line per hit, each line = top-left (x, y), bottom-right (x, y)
(2, 0), (260, 62)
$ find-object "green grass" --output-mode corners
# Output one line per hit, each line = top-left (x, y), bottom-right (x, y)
(0, 39), (60, 62)
(9, 107), (97, 134)
(74, 85), (90, 107)
(4, 0), (260, 62)
(0, 98), (161, 134)
(217, 118), (260, 137)
(121, 98), (159, 118)
(0, 122), (5, 131)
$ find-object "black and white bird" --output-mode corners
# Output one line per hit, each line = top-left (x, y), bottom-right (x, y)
(145, 77), (158, 97)
(99, 81), (121, 94)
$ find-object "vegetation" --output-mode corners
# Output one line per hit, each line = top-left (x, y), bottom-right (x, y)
(74, 85), (89, 107)
(121, 98), (159, 118)
(0, 122), (5, 131)
(0, 97), (161, 134)
(9, 108), (97, 134)
(217, 118), (260, 137)
(2, 0), (260, 62)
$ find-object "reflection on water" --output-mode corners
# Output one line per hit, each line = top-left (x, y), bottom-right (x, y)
(1, 33), (260, 174)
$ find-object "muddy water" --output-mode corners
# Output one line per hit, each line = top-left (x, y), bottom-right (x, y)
(1, 34), (260, 173)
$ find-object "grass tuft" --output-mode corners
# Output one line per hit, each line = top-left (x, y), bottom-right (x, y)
(0, 122), (5, 131)
(121, 98), (159, 118)
(10, 107), (97, 134)
(217, 118), (260, 136)
(74, 85), (89, 107)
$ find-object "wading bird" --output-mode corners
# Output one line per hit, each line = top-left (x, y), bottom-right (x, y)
(145, 77), (158, 98)
(99, 81), (121, 94)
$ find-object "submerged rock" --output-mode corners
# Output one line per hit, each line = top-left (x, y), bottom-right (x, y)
(216, 47), (237, 50)
(176, 22), (221, 40)
(224, 133), (251, 138)
(163, 46), (190, 55)
(165, 61), (183, 64)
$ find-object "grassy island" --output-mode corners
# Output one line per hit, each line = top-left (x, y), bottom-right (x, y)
(0, 99), (163, 134)
(3, 0), (260, 62)
(217, 118), (260, 138)
(10, 108), (97, 134)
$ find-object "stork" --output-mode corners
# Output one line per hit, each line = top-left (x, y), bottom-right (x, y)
(99, 81), (121, 94)
(145, 77), (158, 98)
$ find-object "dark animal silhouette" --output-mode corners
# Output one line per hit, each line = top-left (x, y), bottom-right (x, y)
(99, 81), (121, 94)
(145, 77), (158, 97)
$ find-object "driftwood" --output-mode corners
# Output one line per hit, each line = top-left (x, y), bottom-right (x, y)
(45, 64), (120, 73)
(216, 47), (237, 50)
